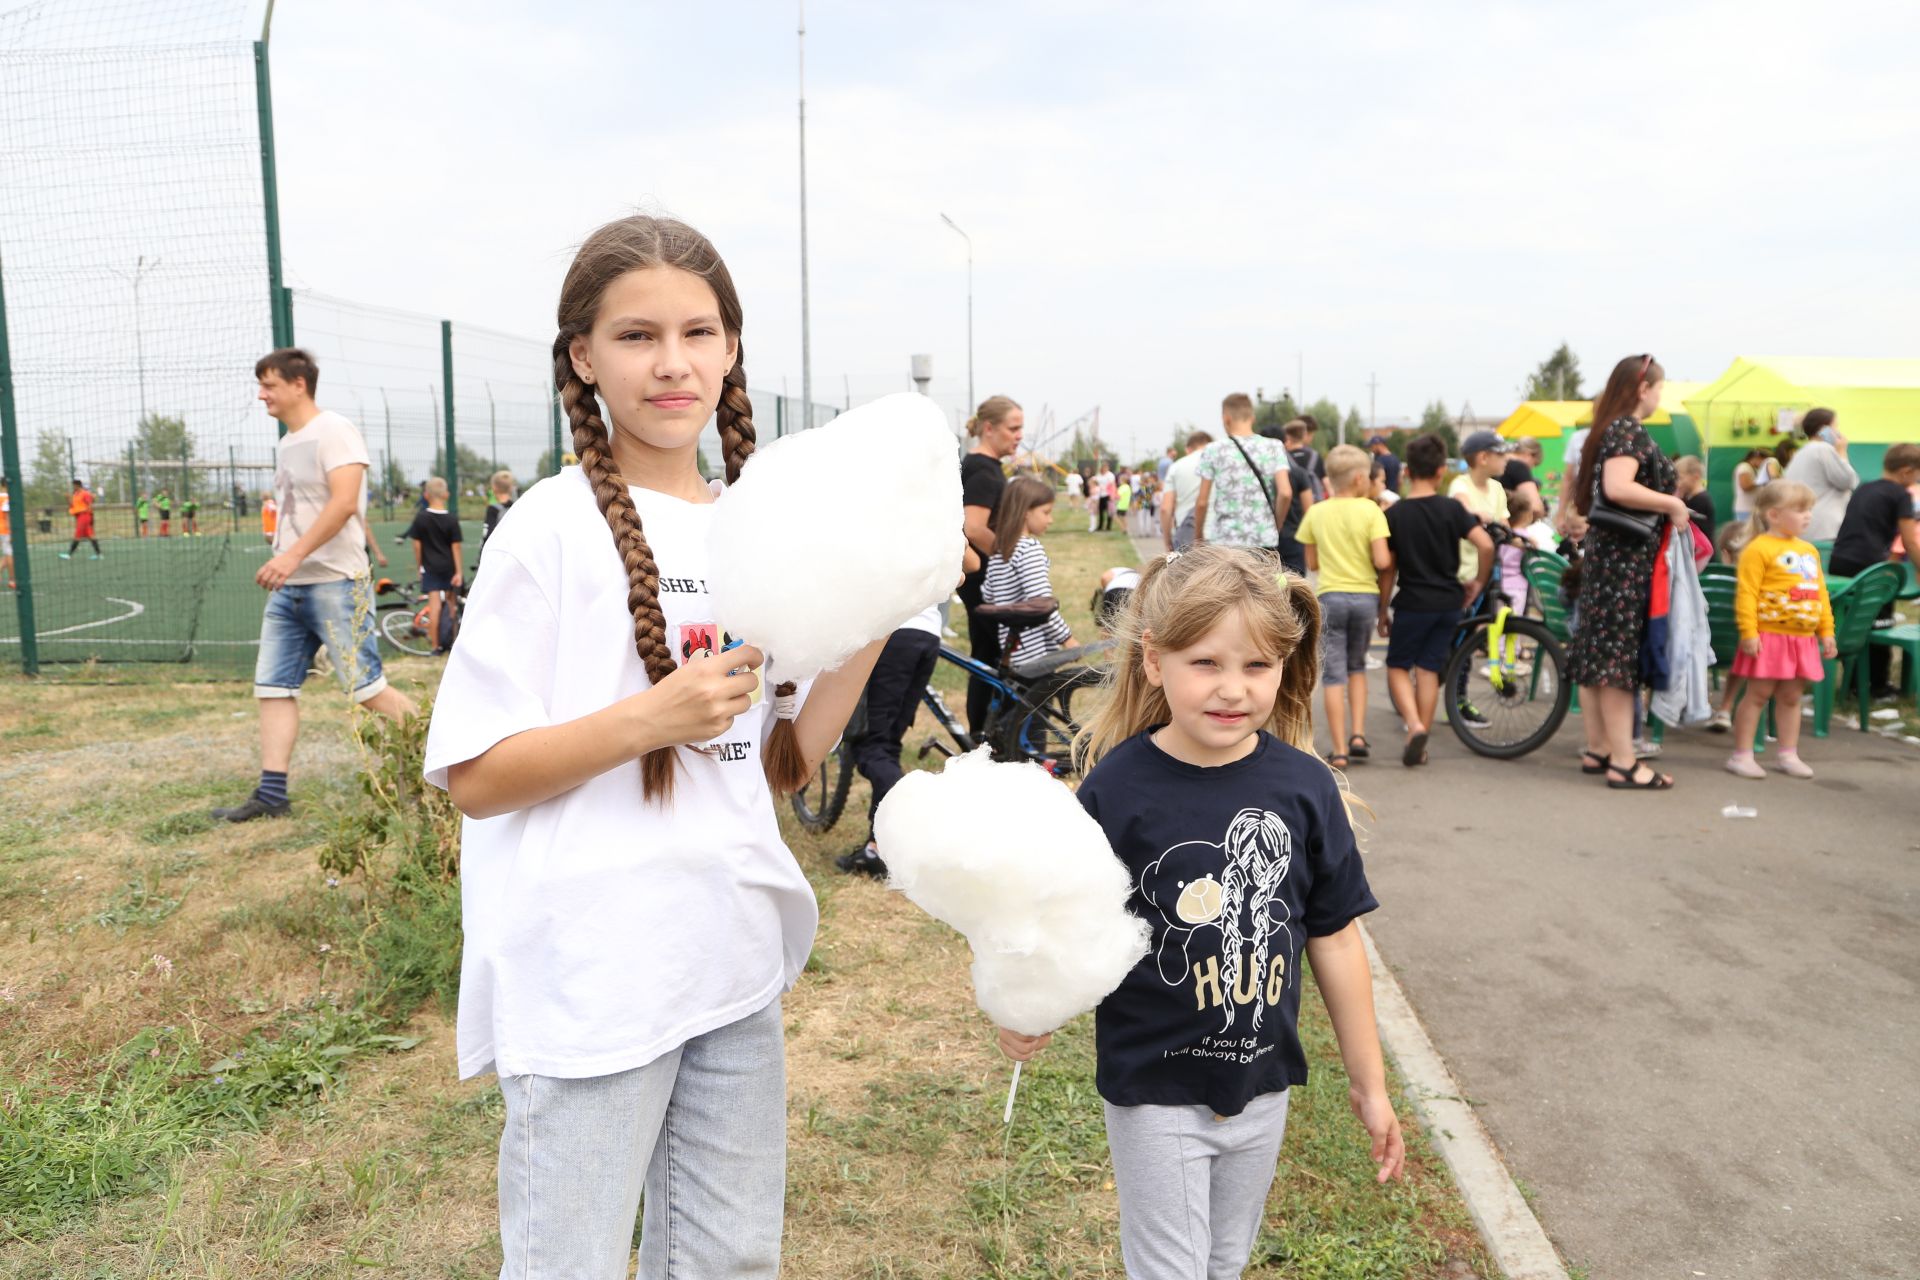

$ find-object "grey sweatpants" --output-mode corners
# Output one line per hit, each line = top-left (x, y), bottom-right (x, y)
(1103, 1090), (1291, 1279)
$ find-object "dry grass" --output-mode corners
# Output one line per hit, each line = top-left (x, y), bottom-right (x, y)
(0, 518), (1496, 1278)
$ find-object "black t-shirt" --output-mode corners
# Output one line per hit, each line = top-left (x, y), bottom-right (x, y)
(1287, 445), (1326, 499)
(1374, 452), (1401, 495)
(1683, 490), (1716, 535)
(1830, 478), (1915, 576)
(959, 452), (1007, 608)
(483, 498), (513, 545)
(405, 508), (463, 577)
(1500, 458), (1536, 495)
(1385, 494), (1479, 612)
(1077, 730), (1377, 1117)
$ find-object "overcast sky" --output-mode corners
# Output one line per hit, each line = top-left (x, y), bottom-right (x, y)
(267, 0), (1920, 459)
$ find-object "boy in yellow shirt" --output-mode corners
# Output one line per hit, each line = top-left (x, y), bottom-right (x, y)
(1296, 444), (1392, 768)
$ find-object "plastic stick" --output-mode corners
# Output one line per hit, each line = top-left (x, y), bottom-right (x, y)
(1002, 1059), (1023, 1125)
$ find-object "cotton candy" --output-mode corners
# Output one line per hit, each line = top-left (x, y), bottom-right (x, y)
(875, 748), (1151, 1037)
(707, 392), (965, 675)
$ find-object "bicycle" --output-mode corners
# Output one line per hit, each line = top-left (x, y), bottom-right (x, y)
(377, 578), (464, 657)
(1438, 529), (1571, 758)
(789, 602), (1111, 834)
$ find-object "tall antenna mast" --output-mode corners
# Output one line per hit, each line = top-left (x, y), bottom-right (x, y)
(796, 1), (813, 433)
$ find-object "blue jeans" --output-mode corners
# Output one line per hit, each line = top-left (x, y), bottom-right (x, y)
(252, 575), (388, 703)
(496, 998), (787, 1279)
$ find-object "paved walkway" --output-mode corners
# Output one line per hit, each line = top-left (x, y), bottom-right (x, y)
(1335, 668), (1918, 1278)
(1125, 531), (1918, 1275)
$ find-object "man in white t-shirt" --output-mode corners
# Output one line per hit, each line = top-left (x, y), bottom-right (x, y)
(1159, 429), (1213, 552)
(214, 348), (416, 823)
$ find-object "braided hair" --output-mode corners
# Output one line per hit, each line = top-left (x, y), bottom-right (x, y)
(553, 215), (808, 802)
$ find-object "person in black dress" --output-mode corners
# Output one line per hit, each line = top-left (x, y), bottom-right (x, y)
(958, 395), (1024, 737)
(1564, 355), (1693, 790)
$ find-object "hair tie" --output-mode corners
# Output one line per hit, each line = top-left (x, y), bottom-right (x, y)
(773, 680), (799, 721)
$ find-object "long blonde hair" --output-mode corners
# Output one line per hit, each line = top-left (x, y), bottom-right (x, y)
(1076, 546), (1322, 769)
(1746, 479), (1814, 546)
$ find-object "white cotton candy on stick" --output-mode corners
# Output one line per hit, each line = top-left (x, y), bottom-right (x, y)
(875, 748), (1150, 1038)
(707, 392), (965, 675)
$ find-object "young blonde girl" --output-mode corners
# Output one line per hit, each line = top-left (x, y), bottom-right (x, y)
(1727, 481), (1835, 779)
(981, 475), (1073, 665)
(999, 546), (1404, 1278)
(424, 216), (881, 1279)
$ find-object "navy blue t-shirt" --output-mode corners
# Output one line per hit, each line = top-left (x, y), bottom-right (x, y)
(1076, 729), (1377, 1116)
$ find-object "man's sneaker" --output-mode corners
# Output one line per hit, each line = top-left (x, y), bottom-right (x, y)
(1632, 737), (1663, 759)
(835, 843), (888, 879)
(1456, 702), (1492, 730)
(211, 794), (291, 823)
(1706, 710), (1733, 733)
(58, 552), (72, 560)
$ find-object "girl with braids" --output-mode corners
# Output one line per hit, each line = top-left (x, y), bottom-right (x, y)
(997, 546), (1402, 1277)
(424, 215), (883, 1279)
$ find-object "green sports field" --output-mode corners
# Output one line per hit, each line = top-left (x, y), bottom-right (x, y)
(1, 516), (488, 672)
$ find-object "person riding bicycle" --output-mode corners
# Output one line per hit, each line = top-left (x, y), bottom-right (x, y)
(1381, 433), (1492, 766)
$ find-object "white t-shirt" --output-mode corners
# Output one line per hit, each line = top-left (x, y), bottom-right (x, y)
(273, 409), (372, 585)
(901, 602), (943, 638)
(1065, 472), (1084, 497)
(423, 468), (817, 1081)
(1167, 452), (1204, 525)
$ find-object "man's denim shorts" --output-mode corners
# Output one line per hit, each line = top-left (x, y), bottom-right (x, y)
(253, 576), (388, 703)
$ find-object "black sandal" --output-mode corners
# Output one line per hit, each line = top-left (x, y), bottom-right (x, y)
(1348, 735), (1371, 760)
(1328, 753), (1350, 770)
(1606, 760), (1674, 790)
(1402, 731), (1429, 767)
(1580, 749), (1608, 775)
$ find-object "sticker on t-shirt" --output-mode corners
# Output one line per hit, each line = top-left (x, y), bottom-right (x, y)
(676, 622), (719, 665)
(1141, 808), (1295, 1036)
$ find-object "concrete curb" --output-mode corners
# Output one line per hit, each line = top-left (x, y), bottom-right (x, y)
(1360, 922), (1569, 1280)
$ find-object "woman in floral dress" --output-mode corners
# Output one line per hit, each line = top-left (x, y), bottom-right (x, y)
(1566, 355), (1693, 790)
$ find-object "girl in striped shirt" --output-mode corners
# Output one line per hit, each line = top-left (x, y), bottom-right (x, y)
(983, 475), (1074, 666)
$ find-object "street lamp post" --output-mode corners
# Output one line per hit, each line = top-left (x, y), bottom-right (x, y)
(109, 255), (160, 421)
(796, 1), (812, 434)
(940, 213), (973, 414)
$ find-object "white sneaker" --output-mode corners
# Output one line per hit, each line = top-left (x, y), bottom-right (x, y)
(1725, 754), (1766, 779)
(1632, 738), (1663, 759)
(1706, 710), (1732, 733)
(1775, 752), (1814, 779)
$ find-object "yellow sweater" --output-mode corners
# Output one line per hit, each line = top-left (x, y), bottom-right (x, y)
(1735, 534), (1834, 639)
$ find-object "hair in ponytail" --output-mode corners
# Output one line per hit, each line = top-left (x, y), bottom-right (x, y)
(553, 214), (807, 802)
(965, 394), (1021, 440)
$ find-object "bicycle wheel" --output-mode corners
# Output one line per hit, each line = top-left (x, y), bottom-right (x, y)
(791, 693), (864, 833)
(379, 605), (435, 657)
(789, 740), (855, 833)
(1441, 615), (1570, 758)
(991, 668), (1099, 776)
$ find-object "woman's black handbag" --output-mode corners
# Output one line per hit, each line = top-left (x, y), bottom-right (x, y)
(1589, 473), (1663, 544)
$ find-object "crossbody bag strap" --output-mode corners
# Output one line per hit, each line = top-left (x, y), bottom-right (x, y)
(1226, 436), (1281, 534)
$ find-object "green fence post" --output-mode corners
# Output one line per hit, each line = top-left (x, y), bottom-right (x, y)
(441, 320), (457, 518)
(381, 388), (394, 519)
(127, 441), (137, 515)
(228, 444), (238, 531)
(0, 248), (39, 674)
(254, 40), (291, 438)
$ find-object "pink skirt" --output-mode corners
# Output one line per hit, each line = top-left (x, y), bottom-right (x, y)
(1731, 632), (1825, 682)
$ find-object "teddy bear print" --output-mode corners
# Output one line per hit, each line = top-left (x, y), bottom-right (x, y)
(1139, 807), (1294, 1029)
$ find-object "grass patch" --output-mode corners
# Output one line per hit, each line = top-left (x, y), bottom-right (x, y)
(0, 1000), (417, 1241)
